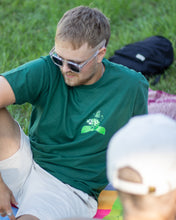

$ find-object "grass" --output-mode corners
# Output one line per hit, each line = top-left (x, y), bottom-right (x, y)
(0, 0), (176, 133)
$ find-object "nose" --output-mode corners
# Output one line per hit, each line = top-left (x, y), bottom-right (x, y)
(62, 62), (71, 73)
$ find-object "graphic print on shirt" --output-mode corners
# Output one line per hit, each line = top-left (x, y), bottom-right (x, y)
(81, 110), (106, 135)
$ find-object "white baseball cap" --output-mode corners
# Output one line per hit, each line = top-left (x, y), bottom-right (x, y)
(107, 113), (176, 196)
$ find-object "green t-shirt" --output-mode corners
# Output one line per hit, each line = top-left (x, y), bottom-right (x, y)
(2, 56), (148, 200)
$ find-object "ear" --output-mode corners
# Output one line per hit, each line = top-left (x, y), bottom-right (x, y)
(97, 47), (106, 63)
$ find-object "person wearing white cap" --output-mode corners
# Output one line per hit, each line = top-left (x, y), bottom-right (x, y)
(107, 113), (176, 220)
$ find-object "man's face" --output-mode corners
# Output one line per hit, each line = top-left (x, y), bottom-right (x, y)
(54, 40), (104, 87)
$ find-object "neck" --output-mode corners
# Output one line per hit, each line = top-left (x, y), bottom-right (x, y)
(124, 213), (171, 220)
(92, 62), (104, 84)
(98, 62), (105, 79)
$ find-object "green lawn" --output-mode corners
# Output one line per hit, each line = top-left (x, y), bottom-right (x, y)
(0, 0), (176, 133)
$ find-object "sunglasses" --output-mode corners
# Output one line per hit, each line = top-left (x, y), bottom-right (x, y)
(49, 47), (99, 73)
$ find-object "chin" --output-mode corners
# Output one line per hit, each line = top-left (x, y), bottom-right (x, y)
(64, 79), (80, 87)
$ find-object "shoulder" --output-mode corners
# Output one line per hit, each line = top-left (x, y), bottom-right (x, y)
(2, 55), (55, 76)
(103, 58), (148, 86)
(22, 55), (56, 71)
(16, 55), (60, 80)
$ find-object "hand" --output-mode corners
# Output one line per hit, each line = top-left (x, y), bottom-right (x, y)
(0, 177), (18, 220)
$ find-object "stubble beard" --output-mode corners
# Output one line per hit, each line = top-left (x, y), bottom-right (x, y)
(62, 71), (79, 87)
(61, 63), (99, 86)
(62, 71), (96, 87)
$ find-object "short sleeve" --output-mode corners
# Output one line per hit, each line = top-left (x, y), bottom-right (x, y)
(2, 56), (56, 105)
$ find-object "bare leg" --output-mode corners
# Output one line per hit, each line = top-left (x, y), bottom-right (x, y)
(17, 215), (39, 220)
(0, 108), (20, 160)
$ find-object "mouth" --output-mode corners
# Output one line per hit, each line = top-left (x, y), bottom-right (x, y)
(65, 73), (76, 78)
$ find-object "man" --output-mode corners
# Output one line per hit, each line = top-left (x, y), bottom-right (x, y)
(0, 6), (148, 220)
(107, 113), (176, 220)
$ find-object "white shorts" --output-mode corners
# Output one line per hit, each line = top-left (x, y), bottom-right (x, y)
(0, 126), (97, 220)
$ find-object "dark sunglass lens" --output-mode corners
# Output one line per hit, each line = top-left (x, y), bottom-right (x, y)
(68, 63), (80, 73)
(52, 56), (63, 66)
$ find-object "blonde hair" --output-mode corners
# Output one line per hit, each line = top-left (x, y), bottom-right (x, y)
(55, 6), (110, 49)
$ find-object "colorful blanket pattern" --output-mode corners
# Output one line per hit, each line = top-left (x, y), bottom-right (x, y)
(93, 184), (123, 219)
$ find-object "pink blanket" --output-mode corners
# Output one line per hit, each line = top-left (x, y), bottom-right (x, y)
(148, 88), (176, 120)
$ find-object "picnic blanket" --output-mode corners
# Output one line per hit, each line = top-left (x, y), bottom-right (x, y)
(93, 184), (123, 219)
(148, 88), (176, 120)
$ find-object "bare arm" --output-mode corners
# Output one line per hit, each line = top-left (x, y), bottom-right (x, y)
(0, 76), (16, 108)
(0, 77), (17, 219)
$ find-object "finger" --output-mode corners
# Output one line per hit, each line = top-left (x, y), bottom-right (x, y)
(6, 210), (16, 220)
(0, 211), (6, 217)
(10, 193), (18, 206)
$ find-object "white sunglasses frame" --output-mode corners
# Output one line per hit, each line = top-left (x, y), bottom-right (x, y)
(49, 47), (99, 73)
